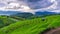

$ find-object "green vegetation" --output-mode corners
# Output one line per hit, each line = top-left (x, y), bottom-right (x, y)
(11, 13), (39, 19)
(0, 15), (60, 34)
(0, 16), (17, 28)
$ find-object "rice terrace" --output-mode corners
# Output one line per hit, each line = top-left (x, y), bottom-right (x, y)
(0, 0), (60, 34)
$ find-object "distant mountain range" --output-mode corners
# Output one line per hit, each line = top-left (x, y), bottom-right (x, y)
(0, 11), (20, 15)
(0, 10), (59, 16)
(35, 11), (57, 16)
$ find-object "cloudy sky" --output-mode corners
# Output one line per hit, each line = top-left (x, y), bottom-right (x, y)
(0, 0), (59, 13)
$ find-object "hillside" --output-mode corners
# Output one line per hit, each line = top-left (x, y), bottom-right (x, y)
(0, 16), (19, 28)
(0, 15), (60, 34)
(11, 12), (37, 19)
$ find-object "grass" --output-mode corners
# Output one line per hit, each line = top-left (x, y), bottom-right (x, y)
(0, 16), (17, 28)
(0, 15), (60, 34)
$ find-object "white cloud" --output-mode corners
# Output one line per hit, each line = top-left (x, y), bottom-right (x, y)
(49, 0), (56, 2)
(0, 0), (60, 13)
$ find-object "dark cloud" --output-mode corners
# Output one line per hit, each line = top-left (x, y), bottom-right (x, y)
(0, 0), (57, 12)
(6, 0), (54, 10)
(28, 0), (42, 2)
(27, 0), (54, 9)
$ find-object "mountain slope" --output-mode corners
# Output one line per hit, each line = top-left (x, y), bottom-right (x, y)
(11, 12), (36, 19)
(0, 16), (18, 28)
(35, 11), (57, 16)
(0, 15), (60, 34)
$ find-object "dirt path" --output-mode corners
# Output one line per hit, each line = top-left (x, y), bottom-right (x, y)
(44, 27), (60, 34)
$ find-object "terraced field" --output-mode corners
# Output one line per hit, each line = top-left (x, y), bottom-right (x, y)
(0, 16), (17, 28)
(0, 15), (60, 34)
